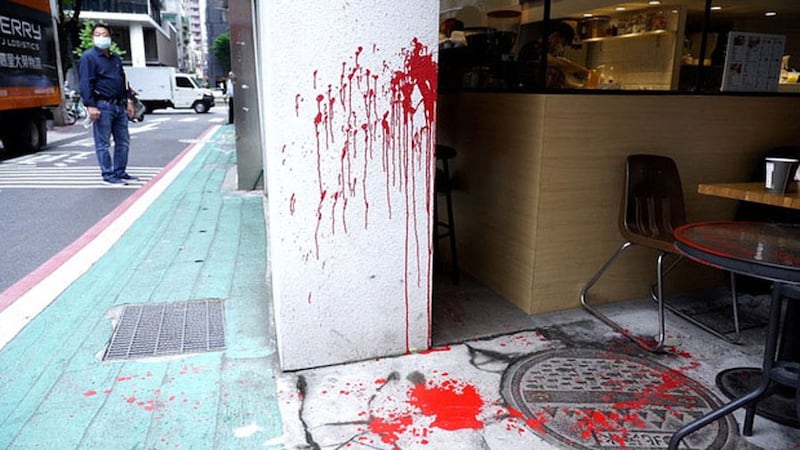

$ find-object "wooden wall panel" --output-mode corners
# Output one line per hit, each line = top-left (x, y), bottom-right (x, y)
(438, 94), (545, 312)
(439, 93), (800, 315)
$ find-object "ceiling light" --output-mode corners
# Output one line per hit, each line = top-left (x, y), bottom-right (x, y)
(616, 7), (626, 11)
(583, 13), (593, 18)
(765, 11), (777, 17)
(711, 6), (722, 11)
(648, 1), (661, 5)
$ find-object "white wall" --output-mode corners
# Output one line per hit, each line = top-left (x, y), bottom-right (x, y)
(258, 0), (439, 370)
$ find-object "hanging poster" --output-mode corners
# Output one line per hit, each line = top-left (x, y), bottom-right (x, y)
(721, 32), (785, 92)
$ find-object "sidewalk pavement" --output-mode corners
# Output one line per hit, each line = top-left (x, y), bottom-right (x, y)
(2, 124), (800, 449)
(0, 124), (283, 449)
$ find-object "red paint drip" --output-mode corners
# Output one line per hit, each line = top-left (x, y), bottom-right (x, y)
(83, 390), (97, 397)
(302, 39), (437, 349)
(408, 380), (484, 431)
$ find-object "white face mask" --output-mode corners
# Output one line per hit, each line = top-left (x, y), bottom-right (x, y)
(93, 36), (112, 49)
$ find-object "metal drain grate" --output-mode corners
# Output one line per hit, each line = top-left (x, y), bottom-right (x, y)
(104, 299), (225, 361)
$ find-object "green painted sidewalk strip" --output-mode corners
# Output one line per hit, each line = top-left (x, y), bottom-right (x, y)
(0, 126), (282, 449)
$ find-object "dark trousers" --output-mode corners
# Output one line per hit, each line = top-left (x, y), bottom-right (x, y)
(228, 98), (234, 124)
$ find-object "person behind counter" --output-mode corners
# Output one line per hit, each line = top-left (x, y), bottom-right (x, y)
(518, 21), (590, 89)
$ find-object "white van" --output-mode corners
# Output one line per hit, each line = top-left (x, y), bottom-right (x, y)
(125, 67), (215, 114)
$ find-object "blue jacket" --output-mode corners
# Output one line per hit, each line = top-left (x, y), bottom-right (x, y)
(78, 47), (129, 107)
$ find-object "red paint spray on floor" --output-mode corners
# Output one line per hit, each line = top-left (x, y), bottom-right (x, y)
(368, 415), (413, 448)
(506, 406), (547, 432)
(408, 379), (484, 431)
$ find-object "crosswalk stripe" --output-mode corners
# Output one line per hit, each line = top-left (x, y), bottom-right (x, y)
(0, 166), (161, 189)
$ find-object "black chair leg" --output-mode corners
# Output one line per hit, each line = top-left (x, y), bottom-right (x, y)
(444, 182), (459, 285)
(434, 155), (459, 285)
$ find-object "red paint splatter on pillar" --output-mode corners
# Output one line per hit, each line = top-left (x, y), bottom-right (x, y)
(408, 380), (484, 431)
(83, 390), (97, 397)
(302, 39), (437, 351)
(387, 39), (437, 350)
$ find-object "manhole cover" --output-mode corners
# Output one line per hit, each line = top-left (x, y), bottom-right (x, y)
(501, 347), (738, 449)
(104, 299), (225, 361)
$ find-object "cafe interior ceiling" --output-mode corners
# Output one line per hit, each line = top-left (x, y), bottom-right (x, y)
(442, 0), (800, 20)
(579, 1), (800, 19)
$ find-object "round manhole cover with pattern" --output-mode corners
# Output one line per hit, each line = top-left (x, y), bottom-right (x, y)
(500, 347), (739, 449)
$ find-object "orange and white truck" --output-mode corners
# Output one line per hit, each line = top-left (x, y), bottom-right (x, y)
(0, 0), (62, 152)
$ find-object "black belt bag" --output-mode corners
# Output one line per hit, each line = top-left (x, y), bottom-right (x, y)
(98, 98), (126, 105)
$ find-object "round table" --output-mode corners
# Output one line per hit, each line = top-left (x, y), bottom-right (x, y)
(669, 221), (800, 449)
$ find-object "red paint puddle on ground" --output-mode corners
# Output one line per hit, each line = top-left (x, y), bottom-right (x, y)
(408, 379), (484, 431)
(368, 415), (413, 448)
(417, 345), (451, 355)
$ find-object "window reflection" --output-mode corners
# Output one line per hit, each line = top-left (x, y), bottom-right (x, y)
(438, 0), (800, 94)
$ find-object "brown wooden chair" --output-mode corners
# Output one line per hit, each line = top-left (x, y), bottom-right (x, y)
(580, 154), (740, 352)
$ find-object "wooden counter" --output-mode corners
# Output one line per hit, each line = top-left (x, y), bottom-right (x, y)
(437, 93), (800, 314)
(698, 182), (800, 210)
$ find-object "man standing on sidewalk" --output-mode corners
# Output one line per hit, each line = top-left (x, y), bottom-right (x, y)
(226, 71), (235, 124)
(79, 23), (138, 185)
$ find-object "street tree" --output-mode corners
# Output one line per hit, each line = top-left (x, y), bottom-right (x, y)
(212, 33), (231, 74)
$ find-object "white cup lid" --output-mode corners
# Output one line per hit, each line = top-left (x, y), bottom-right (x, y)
(765, 157), (799, 162)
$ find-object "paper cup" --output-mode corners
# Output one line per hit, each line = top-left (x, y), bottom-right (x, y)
(765, 157), (799, 193)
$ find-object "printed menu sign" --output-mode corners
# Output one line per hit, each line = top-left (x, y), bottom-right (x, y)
(721, 32), (785, 92)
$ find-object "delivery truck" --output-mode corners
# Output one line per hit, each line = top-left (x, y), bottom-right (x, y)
(0, 0), (62, 153)
(124, 66), (214, 114)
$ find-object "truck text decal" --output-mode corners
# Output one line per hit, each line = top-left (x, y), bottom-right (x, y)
(0, 16), (41, 41)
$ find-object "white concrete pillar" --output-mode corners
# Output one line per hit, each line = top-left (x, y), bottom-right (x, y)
(257, 0), (439, 370)
(129, 24), (146, 67)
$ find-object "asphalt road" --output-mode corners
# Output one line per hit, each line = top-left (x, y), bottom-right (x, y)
(0, 107), (229, 293)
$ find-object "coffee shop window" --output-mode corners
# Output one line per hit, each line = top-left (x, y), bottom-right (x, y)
(437, 0), (800, 95)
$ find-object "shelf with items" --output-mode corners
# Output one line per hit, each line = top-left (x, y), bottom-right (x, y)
(582, 29), (673, 43)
